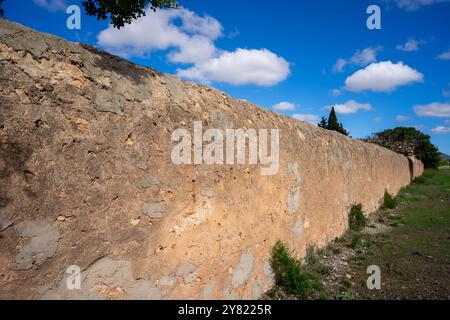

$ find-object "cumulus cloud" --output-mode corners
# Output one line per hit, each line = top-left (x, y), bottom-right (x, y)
(331, 89), (342, 97)
(292, 114), (320, 124)
(33, 0), (67, 11)
(272, 102), (296, 111)
(395, 115), (410, 121)
(396, 39), (426, 52)
(373, 117), (383, 124)
(98, 8), (221, 62)
(443, 84), (450, 97)
(431, 126), (450, 134)
(394, 0), (450, 11)
(176, 48), (290, 86)
(333, 58), (347, 73)
(344, 61), (423, 92)
(327, 100), (372, 115)
(414, 102), (450, 117)
(98, 8), (289, 86)
(437, 50), (450, 60)
(333, 47), (382, 73)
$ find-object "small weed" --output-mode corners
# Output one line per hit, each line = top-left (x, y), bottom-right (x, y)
(340, 279), (352, 289)
(348, 204), (366, 231)
(350, 234), (363, 249)
(271, 241), (322, 299)
(316, 264), (332, 275)
(305, 246), (318, 266)
(351, 253), (366, 267)
(331, 246), (341, 254)
(336, 291), (357, 300)
(413, 176), (425, 184)
(383, 191), (397, 209)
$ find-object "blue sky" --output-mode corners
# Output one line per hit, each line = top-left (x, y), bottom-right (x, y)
(3, 0), (450, 153)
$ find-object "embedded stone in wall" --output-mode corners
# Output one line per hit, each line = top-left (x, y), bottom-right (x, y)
(15, 220), (61, 270)
(232, 250), (254, 288)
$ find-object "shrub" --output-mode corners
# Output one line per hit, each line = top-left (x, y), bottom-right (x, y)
(383, 191), (397, 209)
(271, 241), (322, 298)
(413, 176), (425, 184)
(305, 246), (318, 266)
(348, 204), (366, 231)
(336, 291), (357, 300)
(350, 234), (363, 249)
(423, 168), (438, 178)
(316, 264), (332, 275)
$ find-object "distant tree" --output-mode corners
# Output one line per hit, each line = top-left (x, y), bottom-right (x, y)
(318, 117), (327, 129)
(317, 107), (349, 136)
(371, 127), (440, 168)
(82, 0), (179, 29)
(0, 0), (5, 17)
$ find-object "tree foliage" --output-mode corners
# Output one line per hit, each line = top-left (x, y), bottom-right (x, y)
(82, 0), (179, 29)
(371, 127), (440, 168)
(0, 0), (5, 17)
(318, 107), (349, 136)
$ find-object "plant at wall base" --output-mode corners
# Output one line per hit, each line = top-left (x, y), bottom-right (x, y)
(348, 204), (366, 231)
(383, 191), (397, 209)
(271, 241), (322, 299)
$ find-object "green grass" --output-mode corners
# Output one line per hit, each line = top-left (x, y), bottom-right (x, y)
(351, 167), (450, 299)
(316, 264), (332, 275)
(305, 246), (318, 266)
(336, 291), (357, 300)
(348, 204), (366, 231)
(271, 241), (323, 299)
(267, 168), (450, 300)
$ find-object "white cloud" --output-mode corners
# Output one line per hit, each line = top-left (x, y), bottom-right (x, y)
(443, 84), (450, 97)
(414, 102), (450, 117)
(98, 8), (289, 86)
(292, 114), (319, 124)
(331, 89), (342, 97)
(327, 100), (372, 115)
(333, 47), (382, 73)
(394, 0), (450, 11)
(344, 61), (423, 92)
(437, 50), (450, 60)
(396, 39), (426, 52)
(98, 8), (221, 63)
(33, 0), (67, 11)
(373, 117), (383, 124)
(333, 59), (347, 73)
(395, 115), (410, 121)
(273, 102), (296, 111)
(350, 47), (382, 66)
(177, 48), (290, 86)
(431, 126), (450, 134)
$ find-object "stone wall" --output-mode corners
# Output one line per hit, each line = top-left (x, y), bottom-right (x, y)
(0, 20), (423, 300)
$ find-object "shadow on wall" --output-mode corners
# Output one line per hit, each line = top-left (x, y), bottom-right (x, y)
(79, 43), (160, 86)
(0, 112), (33, 219)
(408, 157), (414, 182)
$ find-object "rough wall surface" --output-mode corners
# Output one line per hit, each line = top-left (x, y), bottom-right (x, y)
(0, 20), (423, 300)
